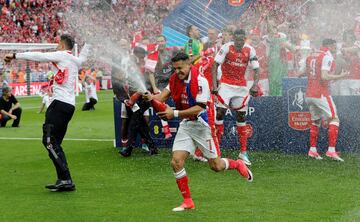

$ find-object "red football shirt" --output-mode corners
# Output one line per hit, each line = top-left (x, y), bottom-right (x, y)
(215, 42), (259, 86)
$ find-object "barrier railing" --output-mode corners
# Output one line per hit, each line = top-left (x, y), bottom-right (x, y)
(113, 78), (360, 153)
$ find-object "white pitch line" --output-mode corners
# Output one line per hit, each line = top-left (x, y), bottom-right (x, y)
(0, 137), (113, 142)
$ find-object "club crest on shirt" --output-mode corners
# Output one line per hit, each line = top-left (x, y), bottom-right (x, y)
(198, 86), (203, 94)
(219, 49), (224, 56)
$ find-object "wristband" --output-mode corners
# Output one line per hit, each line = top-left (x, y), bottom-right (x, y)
(174, 110), (179, 118)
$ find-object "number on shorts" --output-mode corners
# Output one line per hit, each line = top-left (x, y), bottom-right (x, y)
(207, 139), (212, 151)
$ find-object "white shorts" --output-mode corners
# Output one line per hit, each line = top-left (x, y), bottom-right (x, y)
(121, 103), (149, 118)
(247, 79), (269, 96)
(173, 121), (219, 159)
(305, 95), (338, 121)
(216, 83), (250, 111)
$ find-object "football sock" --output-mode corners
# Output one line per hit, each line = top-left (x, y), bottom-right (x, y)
(174, 168), (191, 200)
(222, 158), (238, 170)
(236, 123), (247, 152)
(328, 122), (339, 149)
(310, 124), (319, 148)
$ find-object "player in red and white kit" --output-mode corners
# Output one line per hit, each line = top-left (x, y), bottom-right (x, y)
(212, 29), (260, 165)
(305, 39), (348, 161)
(247, 28), (269, 96)
(144, 52), (252, 212)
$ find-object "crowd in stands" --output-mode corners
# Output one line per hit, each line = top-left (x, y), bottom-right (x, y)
(111, 0), (180, 40)
(0, 0), (180, 84)
(1, 0), (181, 44)
(239, 0), (359, 45)
(1, 0), (360, 92)
(0, 0), (67, 43)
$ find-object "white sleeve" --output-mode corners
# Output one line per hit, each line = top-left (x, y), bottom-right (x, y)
(249, 45), (260, 69)
(16, 51), (64, 63)
(74, 43), (90, 66)
(214, 43), (230, 64)
(321, 55), (333, 71)
(165, 84), (170, 92)
(196, 76), (210, 103)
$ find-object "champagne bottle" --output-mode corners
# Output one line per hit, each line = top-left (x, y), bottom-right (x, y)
(126, 92), (141, 106)
(151, 98), (167, 112)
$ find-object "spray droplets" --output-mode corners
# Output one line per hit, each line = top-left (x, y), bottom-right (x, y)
(63, 1), (147, 93)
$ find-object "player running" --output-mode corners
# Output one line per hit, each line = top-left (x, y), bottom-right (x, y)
(144, 52), (252, 212)
(211, 29), (260, 165)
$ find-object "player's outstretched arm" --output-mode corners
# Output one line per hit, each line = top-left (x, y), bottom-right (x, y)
(11, 51), (63, 63)
(321, 70), (348, 81)
(157, 103), (205, 121)
(75, 43), (91, 66)
(341, 45), (359, 54)
(175, 104), (205, 119)
(143, 88), (170, 103)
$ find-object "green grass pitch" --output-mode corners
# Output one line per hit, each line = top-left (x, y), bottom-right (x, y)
(0, 90), (359, 222)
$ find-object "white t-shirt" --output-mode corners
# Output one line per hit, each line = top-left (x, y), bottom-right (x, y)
(84, 82), (98, 103)
(17, 44), (90, 106)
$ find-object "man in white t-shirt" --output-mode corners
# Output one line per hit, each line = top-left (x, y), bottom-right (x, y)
(82, 75), (98, 111)
(38, 84), (52, 114)
(4, 34), (90, 192)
